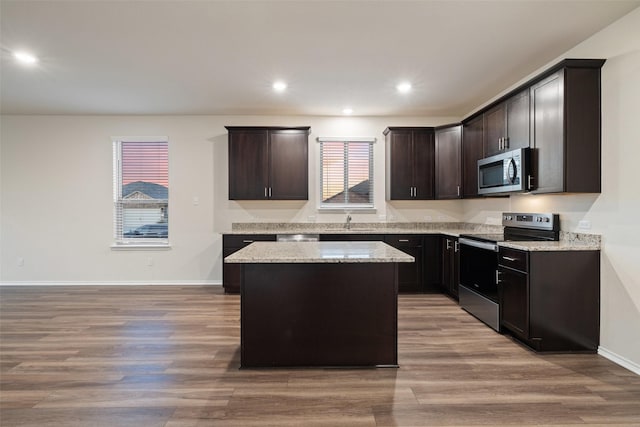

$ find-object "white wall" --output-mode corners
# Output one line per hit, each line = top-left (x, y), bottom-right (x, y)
(0, 115), (460, 285)
(462, 8), (640, 369)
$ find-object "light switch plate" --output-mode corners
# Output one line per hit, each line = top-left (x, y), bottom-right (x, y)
(578, 220), (592, 230)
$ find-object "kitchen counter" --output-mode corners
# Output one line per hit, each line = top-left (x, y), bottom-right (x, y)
(224, 241), (415, 263)
(224, 222), (601, 251)
(498, 231), (601, 251)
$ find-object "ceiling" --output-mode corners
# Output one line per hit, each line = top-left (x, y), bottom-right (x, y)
(1, 1), (639, 117)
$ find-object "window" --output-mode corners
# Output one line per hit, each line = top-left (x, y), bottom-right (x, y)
(318, 137), (374, 209)
(113, 138), (169, 246)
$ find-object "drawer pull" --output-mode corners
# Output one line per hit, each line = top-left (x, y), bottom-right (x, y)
(243, 240), (254, 243)
(398, 239), (409, 242)
(502, 256), (517, 261)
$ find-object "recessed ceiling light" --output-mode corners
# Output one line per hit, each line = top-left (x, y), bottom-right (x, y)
(396, 82), (412, 93)
(342, 107), (353, 115)
(13, 50), (38, 65)
(272, 81), (287, 92)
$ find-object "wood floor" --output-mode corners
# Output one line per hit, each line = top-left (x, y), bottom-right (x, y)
(1, 286), (639, 426)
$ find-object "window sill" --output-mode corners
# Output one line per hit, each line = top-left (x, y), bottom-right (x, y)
(111, 243), (172, 251)
(317, 207), (377, 214)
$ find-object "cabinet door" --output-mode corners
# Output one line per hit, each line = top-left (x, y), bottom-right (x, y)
(484, 103), (506, 156)
(531, 71), (564, 193)
(384, 235), (424, 293)
(505, 90), (530, 151)
(499, 267), (529, 339)
(228, 129), (269, 200)
(440, 237), (453, 294)
(423, 235), (441, 293)
(413, 130), (435, 199)
(435, 125), (462, 199)
(269, 130), (308, 200)
(388, 130), (414, 200)
(462, 116), (484, 198)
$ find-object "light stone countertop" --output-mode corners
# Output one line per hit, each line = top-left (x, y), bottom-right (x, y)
(224, 241), (415, 264)
(224, 222), (601, 252)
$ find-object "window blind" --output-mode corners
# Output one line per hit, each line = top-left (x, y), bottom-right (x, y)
(320, 140), (373, 208)
(113, 139), (169, 244)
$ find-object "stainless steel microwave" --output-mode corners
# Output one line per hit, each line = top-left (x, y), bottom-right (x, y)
(478, 147), (532, 195)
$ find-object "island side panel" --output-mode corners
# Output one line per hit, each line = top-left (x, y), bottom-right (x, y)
(241, 262), (398, 368)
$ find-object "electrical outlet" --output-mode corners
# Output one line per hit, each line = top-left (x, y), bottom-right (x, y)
(146, 257), (154, 266)
(578, 220), (592, 230)
(424, 215), (432, 221)
(307, 215), (316, 222)
(193, 196), (200, 206)
(378, 214), (387, 221)
(17, 257), (25, 267)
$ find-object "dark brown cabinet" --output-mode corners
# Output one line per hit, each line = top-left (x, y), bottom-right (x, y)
(530, 62), (604, 193)
(484, 90), (530, 156)
(462, 115), (484, 198)
(435, 125), (462, 199)
(384, 127), (435, 200)
(222, 234), (276, 293)
(227, 126), (310, 200)
(440, 236), (459, 298)
(498, 246), (600, 352)
(384, 235), (424, 293)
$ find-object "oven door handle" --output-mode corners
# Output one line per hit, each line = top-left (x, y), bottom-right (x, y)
(459, 237), (499, 252)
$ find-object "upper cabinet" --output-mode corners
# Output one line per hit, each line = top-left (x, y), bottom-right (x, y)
(227, 126), (310, 200)
(530, 64), (603, 194)
(484, 89), (530, 156)
(384, 127), (435, 200)
(435, 125), (462, 199)
(461, 115), (484, 198)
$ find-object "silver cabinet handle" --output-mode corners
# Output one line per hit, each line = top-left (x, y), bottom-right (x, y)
(527, 175), (534, 190)
(457, 185), (460, 197)
(504, 137), (509, 149)
(264, 187), (268, 198)
(498, 137), (503, 150)
(496, 270), (501, 284)
(502, 256), (517, 261)
(269, 187), (272, 198)
(454, 241), (459, 252)
(243, 240), (254, 243)
(399, 239), (409, 242)
(446, 239), (452, 250)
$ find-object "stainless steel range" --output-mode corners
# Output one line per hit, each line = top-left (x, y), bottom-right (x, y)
(457, 213), (559, 331)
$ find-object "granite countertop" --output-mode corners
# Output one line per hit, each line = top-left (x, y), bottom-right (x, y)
(224, 241), (415, 264)
(498, 231), (601, 251)
(224, 222), (601, 252)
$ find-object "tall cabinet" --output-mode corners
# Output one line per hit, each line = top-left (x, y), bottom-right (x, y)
(461, 115), (484, 198)
(529, 62), (604, 194)
(384, 127), (435, 200)
(227, 126), (310, 200)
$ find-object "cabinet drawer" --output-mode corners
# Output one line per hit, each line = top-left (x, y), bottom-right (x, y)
(223, 234), (276, 249)
(499, 247), (528, 272)
(384, 235), (423, 247)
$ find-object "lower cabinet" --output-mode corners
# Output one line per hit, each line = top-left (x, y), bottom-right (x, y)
(440, 236), (460, 298)
(384, 235), (424, 293)
(498, 247), (600, 352)
(222, 234), (276, 293)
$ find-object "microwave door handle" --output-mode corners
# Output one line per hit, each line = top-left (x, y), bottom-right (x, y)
(507, 158), (517, 183)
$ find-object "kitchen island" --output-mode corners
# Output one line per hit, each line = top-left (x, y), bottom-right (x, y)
(224, 241), (414, 368)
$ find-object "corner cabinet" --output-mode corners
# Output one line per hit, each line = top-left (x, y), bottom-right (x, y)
(384, 127), (435, 200)
(461, 115), (484, 198)
(226, 126), (310, 200)
(529, 61), (604, 194)
(435, 125), (462, 199)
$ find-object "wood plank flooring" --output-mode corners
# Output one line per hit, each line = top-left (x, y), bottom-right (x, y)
(1, 285), (639, 426)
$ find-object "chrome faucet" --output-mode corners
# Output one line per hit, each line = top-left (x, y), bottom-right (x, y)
(345, 215), (352, 230)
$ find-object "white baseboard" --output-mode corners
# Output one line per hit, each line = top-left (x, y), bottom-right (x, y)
(0, 280), (222, 286)
(598, 346), (640, 376)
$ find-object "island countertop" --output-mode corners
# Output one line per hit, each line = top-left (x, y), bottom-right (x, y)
(224, 241), (415, 264)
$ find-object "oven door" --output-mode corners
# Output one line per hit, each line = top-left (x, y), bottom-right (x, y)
(458, 238), (499, 303)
